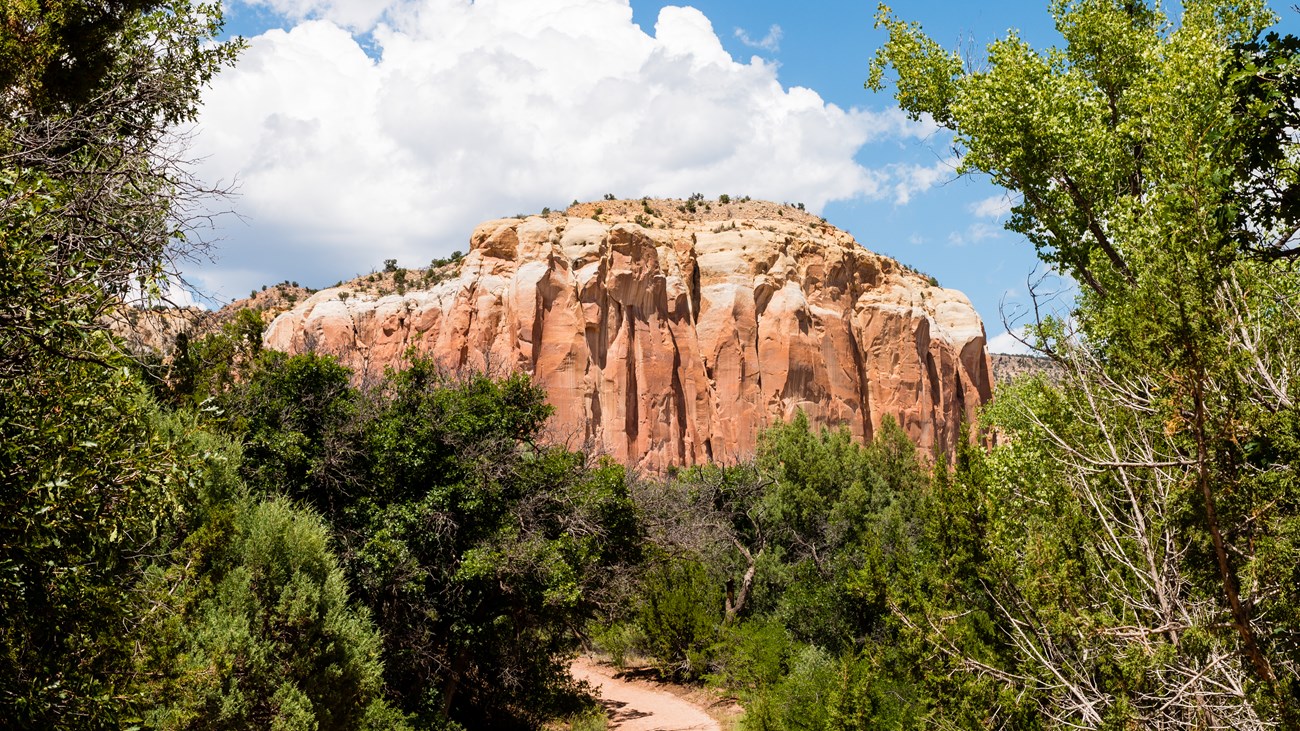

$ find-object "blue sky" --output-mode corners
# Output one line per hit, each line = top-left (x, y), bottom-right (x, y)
(193, 0), (1300, 352)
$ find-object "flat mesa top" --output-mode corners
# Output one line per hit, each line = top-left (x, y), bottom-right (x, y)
(561, 197), (827, 227)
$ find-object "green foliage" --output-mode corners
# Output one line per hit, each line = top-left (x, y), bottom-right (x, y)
(0, 0), (238, 116)
(224, 353), (640, 728)
(423, 251), (464, 285)
(872, 1), (1300, 725)
(0, 351), (180, 726)
(0, 1), (405, 728)
(357, 369), (639, 727)
(137, 495), (401, 731)
(0, 1), (241, 380)
(0, 351), (396, 729)
(605, 413), (952, 728)
(1229, 32), (1300, 254)
(636, 560), (722, 680)
(146, 308), (265, 408)
(871, 0), (1286, 338)
(587, 621), (646, 669)
(224, 351), (362, 505)
(739, 645), (836, 731)
(563, 710), (609, 731)
(708, 617), (795, 693)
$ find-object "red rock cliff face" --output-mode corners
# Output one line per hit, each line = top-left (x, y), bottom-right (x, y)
(264, 202), (993, 471)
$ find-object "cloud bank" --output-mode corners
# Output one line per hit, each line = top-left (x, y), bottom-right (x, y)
(192, 0), (933, 301)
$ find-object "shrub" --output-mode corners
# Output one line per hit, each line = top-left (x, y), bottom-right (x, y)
(636, 560), (722, 681)
(740, 645), (836, 731)
(137, 497), (403, 731)
(708, 618), (794, 692)
(589, 622), (647, 669)
(567, 708), (609, 731)
(225, 356), (641, 728)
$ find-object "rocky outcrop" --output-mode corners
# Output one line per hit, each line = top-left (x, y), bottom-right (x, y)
(109, 282), (320, 355)
(990, 353), (1062, 385)
(264, 200), (993, 471)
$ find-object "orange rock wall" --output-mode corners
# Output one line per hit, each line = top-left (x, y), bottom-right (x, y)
(264, 213), (993, 471)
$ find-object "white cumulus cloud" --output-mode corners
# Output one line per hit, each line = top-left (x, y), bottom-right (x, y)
(190, 0), (934, 301)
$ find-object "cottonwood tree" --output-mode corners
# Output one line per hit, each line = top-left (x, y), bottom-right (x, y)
(871, 0), (1300, 726)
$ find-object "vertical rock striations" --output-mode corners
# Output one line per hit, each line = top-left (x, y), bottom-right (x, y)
(264, 201), (993, 471)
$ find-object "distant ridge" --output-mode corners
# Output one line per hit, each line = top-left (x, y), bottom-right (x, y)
(990, 352), (1062, 385)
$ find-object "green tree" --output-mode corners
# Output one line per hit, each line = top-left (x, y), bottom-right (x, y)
(1, 0), (168, 109)
(352, 363), (641, 727)
(226, 353), (641, 728)
(0, 0), (241, 380)
(0, 350), (179, 726)
(871, 0), (1300, 724)
(138, 307), (267, 409)
(635, 560), (724, 680)
(0, 0), (255, 725)
(619, 414), (945, 729)
(136, 490), (403, 731)
(223, 350), (364, 508)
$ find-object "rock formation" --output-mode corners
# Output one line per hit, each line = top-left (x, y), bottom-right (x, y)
(990, 352), (1062, 385)
(263, 200), (993, 471)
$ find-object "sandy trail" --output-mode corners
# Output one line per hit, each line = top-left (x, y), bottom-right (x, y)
(570, 658), (721, 731)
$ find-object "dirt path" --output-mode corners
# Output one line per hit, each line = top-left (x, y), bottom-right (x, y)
(571, 658), (722, 731)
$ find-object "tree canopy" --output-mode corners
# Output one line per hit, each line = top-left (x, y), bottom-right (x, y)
(870, 0), (1300, 726)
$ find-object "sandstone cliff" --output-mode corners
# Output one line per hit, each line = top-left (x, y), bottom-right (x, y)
(264, 200), (993, 471)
